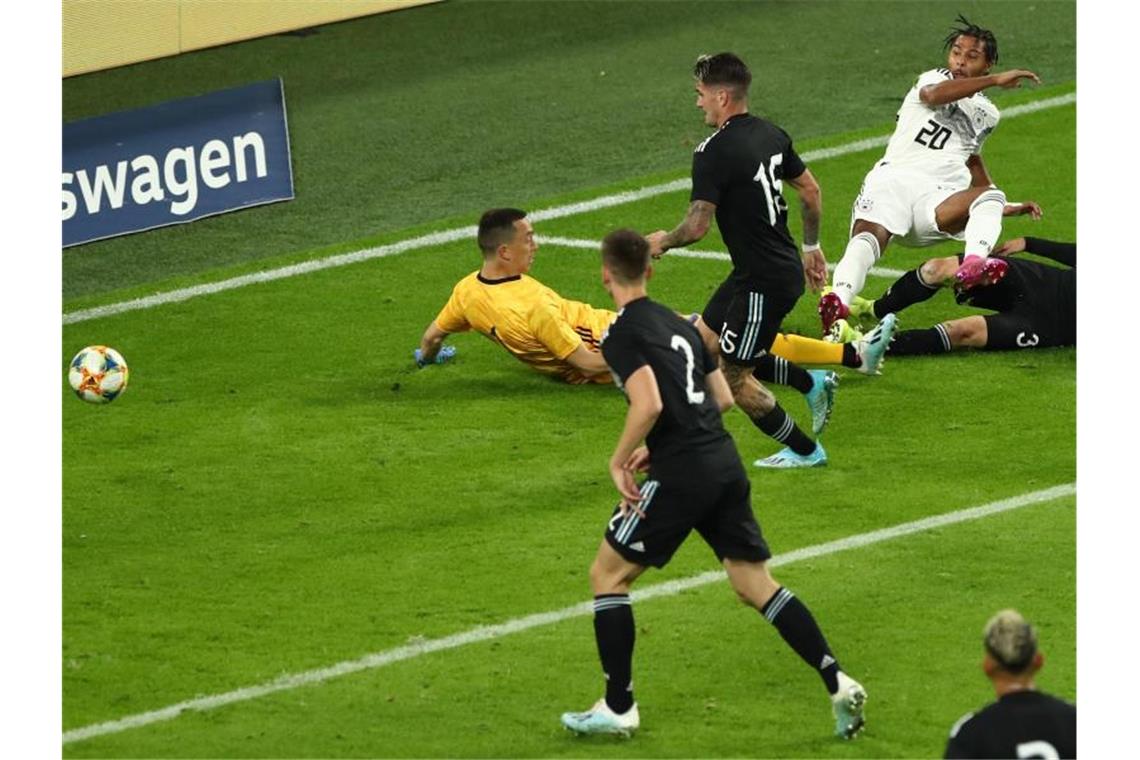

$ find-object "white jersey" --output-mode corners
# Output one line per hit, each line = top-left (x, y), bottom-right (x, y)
(881, 68), (1001, 182)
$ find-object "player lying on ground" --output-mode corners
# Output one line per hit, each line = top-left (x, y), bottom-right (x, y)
(832, 237), (1074, 354)
(819, 15), (1042, 334)
(416, 209), (893, 410)
(559, 229), (867, 740)
(645, 53), (897, 468)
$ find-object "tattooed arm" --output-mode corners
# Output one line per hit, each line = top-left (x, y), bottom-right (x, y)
(646, 200), (715, 258)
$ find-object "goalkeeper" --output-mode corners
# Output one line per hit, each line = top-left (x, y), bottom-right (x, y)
(416, 208), (894, 389)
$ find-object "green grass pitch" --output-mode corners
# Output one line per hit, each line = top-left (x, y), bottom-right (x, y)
(62, 2), (1075, 757)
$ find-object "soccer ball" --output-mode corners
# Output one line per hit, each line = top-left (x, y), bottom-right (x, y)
(68, 345), (129, 404)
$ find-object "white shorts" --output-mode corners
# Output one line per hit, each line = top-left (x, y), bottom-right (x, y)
(850, 161), (970, 248)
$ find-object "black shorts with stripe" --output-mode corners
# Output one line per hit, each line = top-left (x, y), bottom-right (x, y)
(604, 454), (771, 568)
(701, 275), (798, 366)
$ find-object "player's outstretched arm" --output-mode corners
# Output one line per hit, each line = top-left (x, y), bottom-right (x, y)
(919, 69), (1040, 107)
(609, 365), (662, 516)
(646, 200), (715, 258)
(785, 169), (827, 291)
(415, 321), (456, 368)
(565, 343), (610, 378)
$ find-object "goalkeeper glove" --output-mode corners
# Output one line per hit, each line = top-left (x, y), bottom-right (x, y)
(414, 345), (457, 368)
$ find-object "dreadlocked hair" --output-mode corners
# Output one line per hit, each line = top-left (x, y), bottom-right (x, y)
(943, 14), (998, 64)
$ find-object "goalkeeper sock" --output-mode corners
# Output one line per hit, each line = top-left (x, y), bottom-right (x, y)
(769, 333), (845, 367)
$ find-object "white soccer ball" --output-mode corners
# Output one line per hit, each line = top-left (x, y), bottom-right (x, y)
(68, 345), (130, 404)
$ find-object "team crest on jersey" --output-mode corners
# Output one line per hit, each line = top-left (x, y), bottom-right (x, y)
(972, 109), (989, 131)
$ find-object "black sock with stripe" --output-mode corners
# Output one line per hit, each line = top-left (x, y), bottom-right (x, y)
(888, 326), (953, 356)
(593, 594), (635, 714)
(874, 268), (940, 318)
(760, 587), (841, 695)
(752, 404), (816, 456)
(752, 354), (813, 393)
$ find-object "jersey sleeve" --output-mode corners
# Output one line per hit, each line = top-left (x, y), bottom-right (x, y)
(690, 141), (731, 205)
(434, 286), (471, 333)
(1024, 238), (1076, 268)
(601, 325), (649, 385)
(917, 68), (952, 90)
(780, 131), (807, 180)
(529, 302), (582, 360)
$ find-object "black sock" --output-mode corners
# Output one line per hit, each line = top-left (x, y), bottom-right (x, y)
(753, 354), (813, 393)
(761, 587), (841, 695)
(593, 594), (635, 714)
(841, 343), (860, 368)
(889, 326), (953, 356)
(752, 404), (816, 456)
(874, 268), (940, 318)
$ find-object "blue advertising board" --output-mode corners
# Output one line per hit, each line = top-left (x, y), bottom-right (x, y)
(63, 79), (294, 248)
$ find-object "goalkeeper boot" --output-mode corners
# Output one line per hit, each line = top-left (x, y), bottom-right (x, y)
(831, 671), (867, 739)
(561, 698), (640, 737)
(818, 291), (850, 334)
(856, 313), (897, 376)
(804, 370), (838, 436)
(754, 442), (828, 469)
(954, 256), (1008, 291)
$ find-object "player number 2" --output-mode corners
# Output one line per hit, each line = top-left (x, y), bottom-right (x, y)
(915, 119), (952, 150)
(753, 154), (787, 225)
(670, 334), (706, 405)
(1016, 740), (1060, 759)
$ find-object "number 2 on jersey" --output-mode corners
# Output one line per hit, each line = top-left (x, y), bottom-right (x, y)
(753, 154), (787, 225)
(670, 334), (706, 405)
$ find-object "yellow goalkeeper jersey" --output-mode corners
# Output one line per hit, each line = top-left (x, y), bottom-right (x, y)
(434, 271), (616, 384)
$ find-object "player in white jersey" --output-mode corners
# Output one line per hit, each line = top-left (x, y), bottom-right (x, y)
(819, 16), (1041, 334)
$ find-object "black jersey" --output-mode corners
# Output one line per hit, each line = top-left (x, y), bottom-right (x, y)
(601, 297), (734, 466)
(690, 113), (807, 296)
(944, 690), (1076, 759)
(957, 241), (1076, 345)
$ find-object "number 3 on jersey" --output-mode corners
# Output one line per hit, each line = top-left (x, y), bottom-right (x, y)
(670, 334), (706, 405)
(753, 154), (787, 225)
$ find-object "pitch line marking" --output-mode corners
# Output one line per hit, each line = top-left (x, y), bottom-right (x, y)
(62, 93), (1075, 326)
(63, 482), (1075, 745)
(537, 235), (908, 279)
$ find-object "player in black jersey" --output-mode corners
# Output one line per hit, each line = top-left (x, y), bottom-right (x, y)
(559, 229), (867, 740)
(836, 237), (1075, 354)
(647, 52), (897, 469)
(944, 609), (1075, 758)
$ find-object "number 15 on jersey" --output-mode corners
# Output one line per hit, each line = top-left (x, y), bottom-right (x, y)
(753, 154), (787, 225)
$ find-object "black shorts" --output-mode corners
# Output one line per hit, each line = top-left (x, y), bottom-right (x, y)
(604, 466), (771, 568)
(702, 277), (797, 366)
(983, 311), (1070, 350)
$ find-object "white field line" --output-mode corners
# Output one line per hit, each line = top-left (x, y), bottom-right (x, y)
(538, 235), (908, 279)
(63, 481), (1075, 746)
(62, 93), (1075, 326)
